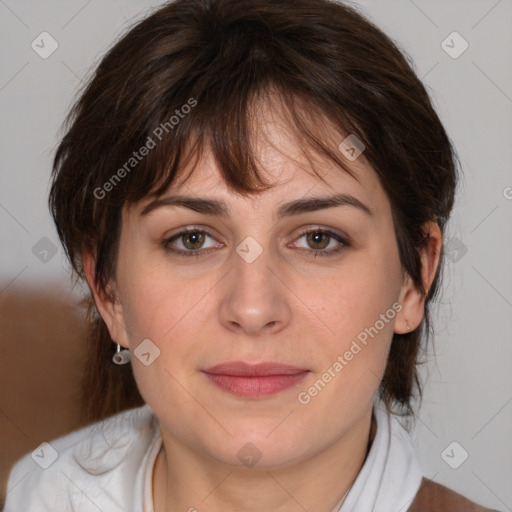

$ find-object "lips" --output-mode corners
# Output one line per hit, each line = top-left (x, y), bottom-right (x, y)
(202, 362), (309, 398)
(203, 361), (307, 377)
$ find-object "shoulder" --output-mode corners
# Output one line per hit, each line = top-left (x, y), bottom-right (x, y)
(3, 404), (158, 512)
(407, 477), (503, 512)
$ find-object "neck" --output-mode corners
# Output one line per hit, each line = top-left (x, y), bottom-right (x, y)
(153, 407), (377, 512)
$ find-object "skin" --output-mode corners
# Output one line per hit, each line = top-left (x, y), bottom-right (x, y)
(84, 98), (442, 512)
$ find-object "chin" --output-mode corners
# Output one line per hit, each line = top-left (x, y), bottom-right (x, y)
(203, 431), (313, 470)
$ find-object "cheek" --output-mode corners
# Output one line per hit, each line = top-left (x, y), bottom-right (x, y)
(118, 258), (217, 355)
(298, 277), (398, 423)
(302, 247), (401, 385)
(120, 266), (208, 406)
(312, 252), (401, 335)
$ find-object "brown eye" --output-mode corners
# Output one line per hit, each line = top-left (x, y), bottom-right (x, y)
(305, 231), (331, 250)
(292, 228), (349, 258)
(181, 231), (206, 250)
(162, 228), (220, 258)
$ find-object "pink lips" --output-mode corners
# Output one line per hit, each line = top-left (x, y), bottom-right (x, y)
(202, 362), (309, 398)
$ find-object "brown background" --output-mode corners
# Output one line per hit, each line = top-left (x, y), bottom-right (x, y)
(0, 286), (87, 507)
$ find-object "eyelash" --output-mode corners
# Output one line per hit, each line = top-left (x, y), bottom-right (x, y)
(162, 227), (349, 259)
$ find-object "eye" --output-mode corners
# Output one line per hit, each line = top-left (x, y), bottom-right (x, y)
(162, 228), (221, 258)
(291, 229), (349, 257)
(162, 227), (349, 259)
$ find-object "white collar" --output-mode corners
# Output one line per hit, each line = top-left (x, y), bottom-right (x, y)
(144, 400), (423, 512)
(338, 400), (423, 512)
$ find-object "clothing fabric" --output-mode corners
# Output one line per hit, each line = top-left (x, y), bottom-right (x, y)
(4, 405), (160, 512)
(3, 400), (423, 512)
(339, 401), (423, 511)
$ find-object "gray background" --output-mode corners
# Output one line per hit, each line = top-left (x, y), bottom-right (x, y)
(1, 0), (511, 509)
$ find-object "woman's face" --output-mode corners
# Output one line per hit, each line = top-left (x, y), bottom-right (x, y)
(88, 104), (427, 469)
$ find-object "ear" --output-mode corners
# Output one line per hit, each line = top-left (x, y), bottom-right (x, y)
(394, 221), (443, 334)
(83, 249), (130, 349)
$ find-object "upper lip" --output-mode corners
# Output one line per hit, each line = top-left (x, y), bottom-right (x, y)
(203, 362), (308, 377)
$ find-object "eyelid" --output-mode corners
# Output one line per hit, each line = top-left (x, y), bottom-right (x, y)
(163, 226), (222, 252)
(290, 225), (351, 245)
(162, 225), (350, 258)
(286, 228), (349, 260)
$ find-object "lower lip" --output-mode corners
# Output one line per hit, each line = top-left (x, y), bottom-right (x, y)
(203, 372), (309, 398)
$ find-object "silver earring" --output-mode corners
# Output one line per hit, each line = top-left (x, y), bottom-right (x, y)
(112, 343), (131, 365)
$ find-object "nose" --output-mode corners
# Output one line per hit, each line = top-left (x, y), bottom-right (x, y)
(219, 242), (291, 336)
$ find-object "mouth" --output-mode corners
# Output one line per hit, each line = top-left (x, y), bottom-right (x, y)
(202, 361), (310, 398)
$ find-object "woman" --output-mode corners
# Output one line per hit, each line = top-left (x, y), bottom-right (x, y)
(3, 0), (502, 510)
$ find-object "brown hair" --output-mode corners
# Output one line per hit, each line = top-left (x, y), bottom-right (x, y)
(49, 0), (459, 426)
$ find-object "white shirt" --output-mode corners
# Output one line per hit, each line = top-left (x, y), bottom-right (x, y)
(3, 399), (423, 512)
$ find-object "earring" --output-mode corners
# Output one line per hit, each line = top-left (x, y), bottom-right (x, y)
(112, 343), (131, 365)
(406, 323), (411, 331)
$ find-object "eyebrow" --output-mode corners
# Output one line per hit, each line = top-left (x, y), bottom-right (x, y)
(140, 193), (373, 219)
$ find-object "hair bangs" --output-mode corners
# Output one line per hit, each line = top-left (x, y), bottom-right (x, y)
(122, 84), (361, 210)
